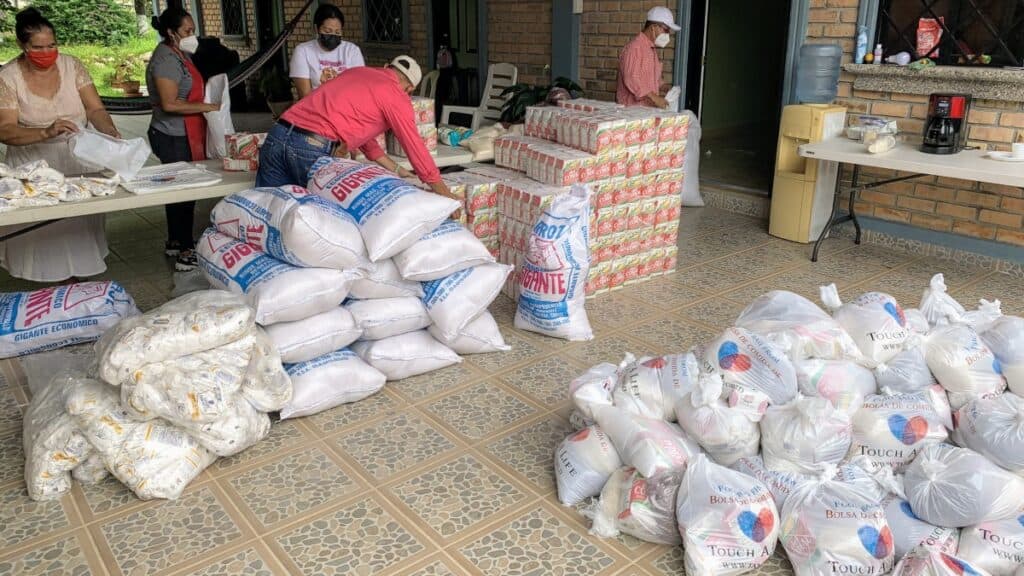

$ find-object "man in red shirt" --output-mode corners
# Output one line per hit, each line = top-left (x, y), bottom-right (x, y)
(616, 6), (680, 109)
(256, 55), (455, 202)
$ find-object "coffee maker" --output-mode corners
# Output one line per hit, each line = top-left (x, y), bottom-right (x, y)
(921, 93), (972, 154)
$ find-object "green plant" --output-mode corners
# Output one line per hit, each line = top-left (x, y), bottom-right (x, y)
(0, 0), (15, 41)
(259, 67), (293, 102)
(31, 0), (138, 47)
(499, 77), (583, 124)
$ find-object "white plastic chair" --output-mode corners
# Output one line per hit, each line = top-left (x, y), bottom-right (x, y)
(419, 70), (440, 99)
(440, 63), (518, 130)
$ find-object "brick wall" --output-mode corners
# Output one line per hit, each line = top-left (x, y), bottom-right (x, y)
(488, 0), (552, 86)
(806, 0), (1024, 247)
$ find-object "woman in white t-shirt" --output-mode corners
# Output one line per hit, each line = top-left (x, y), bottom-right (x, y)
(289, 4), (364, 99)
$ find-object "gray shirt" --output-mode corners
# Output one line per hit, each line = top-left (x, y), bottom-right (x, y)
(146, 43), (193, 137)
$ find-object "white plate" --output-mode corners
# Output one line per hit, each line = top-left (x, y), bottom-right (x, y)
(985, 151), (1024, 162)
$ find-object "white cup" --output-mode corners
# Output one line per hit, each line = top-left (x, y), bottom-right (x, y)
(1012, 143), (1024, 158)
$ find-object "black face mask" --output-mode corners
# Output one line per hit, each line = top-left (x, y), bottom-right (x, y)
(318, 34), (342, 50)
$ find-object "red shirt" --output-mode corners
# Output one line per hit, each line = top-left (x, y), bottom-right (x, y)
(616, 32), (663, 107)
(281, 67), (440, 184)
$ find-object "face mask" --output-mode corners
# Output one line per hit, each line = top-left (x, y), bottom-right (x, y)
(655, 33), (671, 48)
(178, 35), (199, 54)
(318, 34), (342, 51)
(26, 49), (58, 69)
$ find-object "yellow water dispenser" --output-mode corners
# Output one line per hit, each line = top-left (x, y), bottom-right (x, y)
(769, 104), (847, 243)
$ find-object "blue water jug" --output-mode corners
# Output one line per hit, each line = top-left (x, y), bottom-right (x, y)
(795, 44), (843, 104)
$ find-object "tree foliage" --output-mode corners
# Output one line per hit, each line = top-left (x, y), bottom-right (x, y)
(31, 0), (138, 46)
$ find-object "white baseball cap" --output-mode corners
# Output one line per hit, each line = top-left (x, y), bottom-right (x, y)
(390, 55), (422, 87)
(646, 6), (681, 31)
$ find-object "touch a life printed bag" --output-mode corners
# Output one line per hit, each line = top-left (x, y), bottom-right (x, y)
(735, 290), (863, 362)
(211, 186), (368, 270)
(394, 219), (496, 281)
(675, 372), (760, 467)
(351, 330), (461, 381)
(349, 258), (424, 299)
(892, 547), (994, 576)
(0, 281), (139, 359)
(794, 358), (877, 417)
(345, 297), (432, 341)
(876, 345), (940, 395)
(904, 443), (1024, 528)
(590, 466), (683, 545)
(95, 290), (253, 386)
(280, 348), (387, 419)
(702, 327), (798, 422)
(554, 425), (623, 506)
(677, 455), (780, 576)
(264, 307), (362, 364)
(880, 490), (960, 562)
(822, 284), (911, 366)
(428, 311), (510, 354)
(982, 315), (1024, 396)
(197, 230), (363, 325)
(731, 455), (807, 513)
(953, 393), (1024, 475)
(780, 465), (895, 576)
(760, 395), (853, 475)
(23, 374), (93, 501)
(614, 352), (698, 422)
(848, 390), (951, 473)
(306, 158), (460, 261)
(422, 263), (511, 341)
(514, 184), (594, 341)
(592, 404), (701, 479)
(925, 323), (1006, 410)
(958, 516), (1024, 576)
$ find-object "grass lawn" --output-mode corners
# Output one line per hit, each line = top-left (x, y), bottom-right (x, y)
(0, 31), (158, 96)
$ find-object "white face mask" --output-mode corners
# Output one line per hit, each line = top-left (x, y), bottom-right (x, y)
(655, 33), (671, 48)
(179, 35), (199, 54)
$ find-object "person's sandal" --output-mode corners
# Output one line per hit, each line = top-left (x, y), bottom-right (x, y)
(175, 249), (198, 272)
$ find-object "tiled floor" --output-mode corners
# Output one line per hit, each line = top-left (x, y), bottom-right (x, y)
(0, 206), (1020, 575)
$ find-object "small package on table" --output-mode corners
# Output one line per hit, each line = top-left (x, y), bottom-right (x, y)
(225, 132), (266, 160)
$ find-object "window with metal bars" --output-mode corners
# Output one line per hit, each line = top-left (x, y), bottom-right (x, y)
(364, 0), (408, 44)
(876, 0), (1024, 66)
(220, 0), (247, 37)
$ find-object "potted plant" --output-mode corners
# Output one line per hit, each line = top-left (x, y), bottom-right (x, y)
(259, 67), (294, 119)
(499, 77), (583, 125)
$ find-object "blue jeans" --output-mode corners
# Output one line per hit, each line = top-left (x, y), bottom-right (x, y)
(255, 123), (336, 188)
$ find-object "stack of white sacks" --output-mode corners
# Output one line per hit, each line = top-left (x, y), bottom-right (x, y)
(198, 157), (511, 419)
(555, 273), (1024, 576)
(23, 290), (292, 501)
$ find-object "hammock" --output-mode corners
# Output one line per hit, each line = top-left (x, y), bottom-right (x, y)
(102, 0), (316, 115)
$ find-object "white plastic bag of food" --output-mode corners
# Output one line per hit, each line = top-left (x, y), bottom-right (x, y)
(881, 491), (960, 561)
(211, 186), (368, 270)
(904, 443), (1024, 528)
(345, 297), (432, 341)
(428, 311), (509, 354)
(515, 184), (594, 341)
(23, 373), (93, 501)
(958, 516), (1024, 576)
(677, 454), (780, 575)
(848, 390), (951, 472)
(71, 127), (150, 180)
(0, 281), (139, 359)
(197, 230), (362, 325)
(876, 344), (939, 394)
(982, 315), (1024, 396)
(72, 453), (109, 485)
(348, 259), (424, 299)
(237, 327), (293, 413)
(681, 110), (704, 206)
(675, 371), (760, 466)
(570, 362), (618, 419)
(351, 330), (461, 381)
(892, 546), (993, 576)
(280, 348), (387, 419)
(702, 327), (798, 421)
(64, 377), (215, 500)
(794, 358), (877, 416)
(760, 395), (852, 474)
(95, 290), (253, 385)
(307, 158), (460, 260)
(394, 219), (496, 281)
(554, 426), (622, 506)
(423, 263), (511, 341)
(780, 465), (895, 576)
(589, 466), (682, 545)
(925, 324), (1006, 410)
(174, 395), (270, 457)
(953, 393), (1024, 474)
(203, 73), (234, 159)
(731, 455), (807, 513)
(822, 284), (911, 366)
(264, 307), (362, 363)
(736, 290), (862, 361)
(592, 404), (700, 479)
(920, 274), (967, 329)
(614, 352), (698, 422)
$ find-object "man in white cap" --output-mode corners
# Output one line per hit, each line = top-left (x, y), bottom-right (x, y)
(256, 55), (455, 202)
(616, 6), (681, 108)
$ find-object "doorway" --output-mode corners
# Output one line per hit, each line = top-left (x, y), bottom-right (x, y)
(685, 0), (792, 194)
(432, 0), (482, 109)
